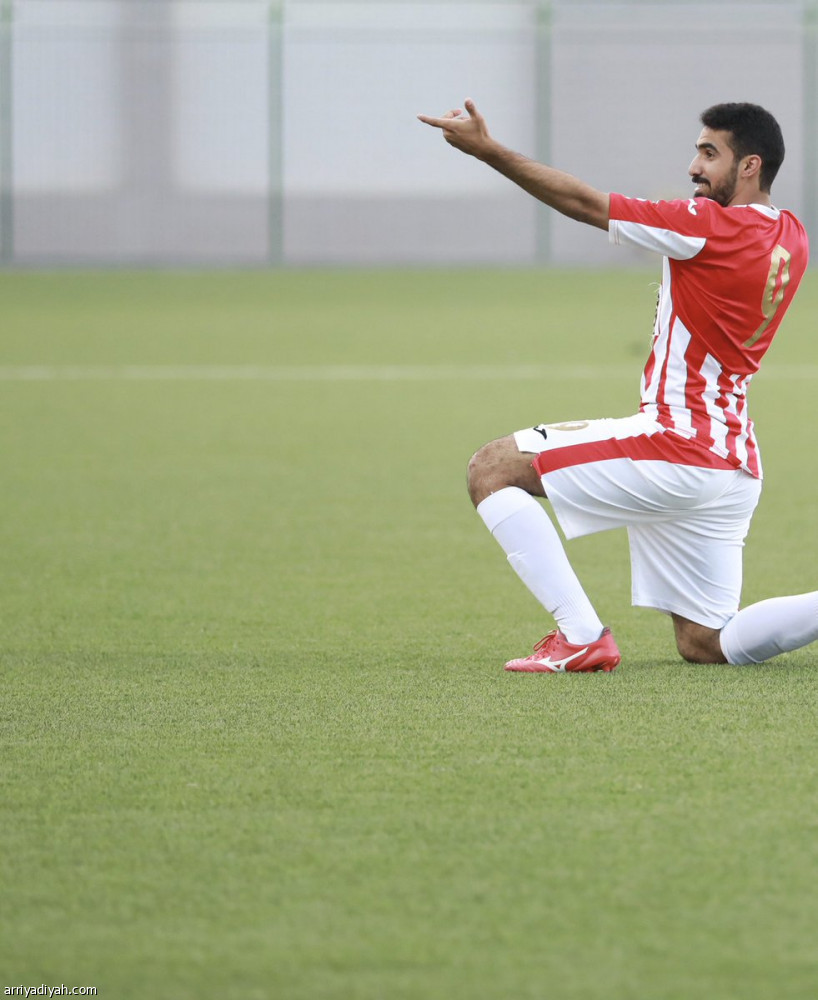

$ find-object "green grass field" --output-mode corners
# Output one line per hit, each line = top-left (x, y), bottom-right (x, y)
(3, 268), (818, 1000)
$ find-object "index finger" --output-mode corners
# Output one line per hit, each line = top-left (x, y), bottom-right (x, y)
(417, 109), (464, 127)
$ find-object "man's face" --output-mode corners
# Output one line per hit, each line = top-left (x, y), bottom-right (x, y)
(688, 127), (740, 207)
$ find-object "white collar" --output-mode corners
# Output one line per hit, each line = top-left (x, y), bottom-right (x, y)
(741, 203), (781, 219)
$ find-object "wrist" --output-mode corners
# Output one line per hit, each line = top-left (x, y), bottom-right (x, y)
(479, 140), (511, 166)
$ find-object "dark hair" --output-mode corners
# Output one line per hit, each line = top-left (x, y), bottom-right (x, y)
(700, 103), (785, 191)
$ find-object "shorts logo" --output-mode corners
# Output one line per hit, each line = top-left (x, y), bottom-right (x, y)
(549, 421), (589, 432)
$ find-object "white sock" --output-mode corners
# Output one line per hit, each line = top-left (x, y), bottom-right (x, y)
(719, 591), (818, 665)
(476, 486), (604, 645)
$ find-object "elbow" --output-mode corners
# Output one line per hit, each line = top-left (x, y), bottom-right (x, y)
(574, 192), (610, 230)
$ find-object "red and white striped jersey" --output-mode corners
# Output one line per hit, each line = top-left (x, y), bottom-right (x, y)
(608, 193), (809, 478)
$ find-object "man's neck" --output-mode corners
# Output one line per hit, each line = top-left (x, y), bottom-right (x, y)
(729, 184), (771, 208)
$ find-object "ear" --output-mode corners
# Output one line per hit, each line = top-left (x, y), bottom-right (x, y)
(741, 154), (763, 180)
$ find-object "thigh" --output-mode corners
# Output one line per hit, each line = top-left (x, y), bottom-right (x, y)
(515, 414), (757, 541)
(515, 414), (668, 536)
(628, 474), (761, 629)
(629, 519), (746, 628)
(527, 456), (746, 542)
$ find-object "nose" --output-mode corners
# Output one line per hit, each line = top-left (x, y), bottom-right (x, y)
(688, 155), (700, 177)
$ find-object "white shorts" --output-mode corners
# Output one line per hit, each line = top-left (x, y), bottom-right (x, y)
(514, 414), (762, 629)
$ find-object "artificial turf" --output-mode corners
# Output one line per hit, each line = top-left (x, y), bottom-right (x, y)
(2, 269), (818, 999)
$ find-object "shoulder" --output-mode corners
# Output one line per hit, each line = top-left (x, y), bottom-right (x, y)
(610, 193), (702, 219)
(727, 205), (809, 256)
(609, 194), (726, 234)
(763, 205), (809, 240)
(608, 195), (713, 259)
(611, 195), (806, 238)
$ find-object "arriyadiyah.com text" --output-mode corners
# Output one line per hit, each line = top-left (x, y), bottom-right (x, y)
(4, 988), (98, 998)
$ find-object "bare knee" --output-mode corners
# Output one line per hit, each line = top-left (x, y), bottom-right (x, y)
(672, 615), (727, 664)
(467, 436), (545, 507)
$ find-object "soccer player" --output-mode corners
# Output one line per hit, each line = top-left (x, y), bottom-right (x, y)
(418, 99), (816, 672)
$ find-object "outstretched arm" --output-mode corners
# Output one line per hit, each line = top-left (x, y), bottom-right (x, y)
(418, 99), (610, 231)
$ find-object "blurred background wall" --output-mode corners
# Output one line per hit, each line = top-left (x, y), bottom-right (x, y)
(1, 0), (816, 267)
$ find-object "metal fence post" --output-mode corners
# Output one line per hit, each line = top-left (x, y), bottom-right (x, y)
(535, 0), (552, 264)
(803, 0), (818, 248)
(0, 0), (13, 264)
(268, 0), (284, 265)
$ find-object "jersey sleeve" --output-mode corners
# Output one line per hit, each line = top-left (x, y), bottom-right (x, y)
(608, 193), (711, 260)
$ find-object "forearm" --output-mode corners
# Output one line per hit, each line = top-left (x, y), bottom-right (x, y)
(419, 100), (610, 230)
(481, 143), (610, 230)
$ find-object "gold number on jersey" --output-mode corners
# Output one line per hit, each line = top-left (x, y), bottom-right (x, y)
(746, 244), (792, 348)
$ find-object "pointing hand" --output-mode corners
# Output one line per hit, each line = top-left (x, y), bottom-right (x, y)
(417, 99), (494, 159)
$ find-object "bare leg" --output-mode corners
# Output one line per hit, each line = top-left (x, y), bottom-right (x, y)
(469, 435), (606, 646)
(672, 614), (727, 664)
(467, 435), (545, 506)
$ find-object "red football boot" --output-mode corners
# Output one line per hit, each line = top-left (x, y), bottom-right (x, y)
(504, 628), (621, 673)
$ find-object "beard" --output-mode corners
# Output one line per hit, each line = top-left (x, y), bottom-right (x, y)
(692, 161), (740, 207)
